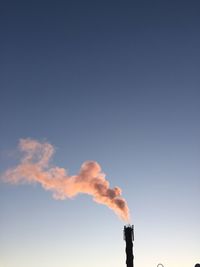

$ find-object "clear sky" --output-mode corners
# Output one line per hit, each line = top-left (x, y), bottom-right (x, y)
(0, 1), (200, 267)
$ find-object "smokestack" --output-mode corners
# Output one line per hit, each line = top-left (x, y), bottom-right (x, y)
(124, 225), (134, 267)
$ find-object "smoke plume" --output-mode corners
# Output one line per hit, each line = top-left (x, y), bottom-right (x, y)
(3, 139), (130, 221)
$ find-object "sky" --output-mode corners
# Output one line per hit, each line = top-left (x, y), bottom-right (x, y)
(0, 1), (200, 267)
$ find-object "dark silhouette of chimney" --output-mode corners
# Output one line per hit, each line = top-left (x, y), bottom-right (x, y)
(124, 225), (134, 267)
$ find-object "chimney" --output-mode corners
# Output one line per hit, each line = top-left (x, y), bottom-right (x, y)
(124, 225), (134, 267)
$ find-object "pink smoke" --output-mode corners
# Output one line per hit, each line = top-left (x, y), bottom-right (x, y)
(3, 138), (130, 221)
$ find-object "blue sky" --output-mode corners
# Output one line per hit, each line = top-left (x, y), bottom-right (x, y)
(0, 1), (200, 267)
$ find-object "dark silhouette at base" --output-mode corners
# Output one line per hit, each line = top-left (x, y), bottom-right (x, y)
(124, 225), (134, 267)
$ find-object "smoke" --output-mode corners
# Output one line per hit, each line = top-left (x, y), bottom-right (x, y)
(3, 138), (130, 221)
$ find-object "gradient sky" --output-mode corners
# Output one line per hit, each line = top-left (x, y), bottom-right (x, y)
(0, 1), (200, 267)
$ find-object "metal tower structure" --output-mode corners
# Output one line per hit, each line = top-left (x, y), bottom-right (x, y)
(124, 225), (134, 267)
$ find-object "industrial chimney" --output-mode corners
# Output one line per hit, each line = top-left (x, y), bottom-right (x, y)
(124, 225), (134, 267)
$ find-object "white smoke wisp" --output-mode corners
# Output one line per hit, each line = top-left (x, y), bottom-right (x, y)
(3, 138), (130, 221)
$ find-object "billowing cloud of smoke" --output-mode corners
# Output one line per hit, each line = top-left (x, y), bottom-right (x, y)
(3, 139), (130, 221)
